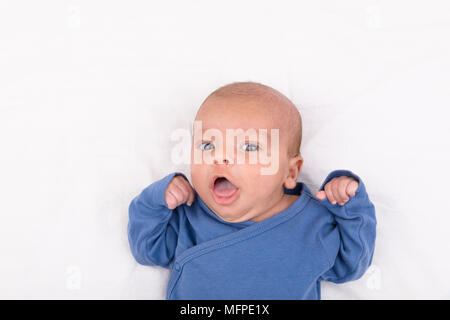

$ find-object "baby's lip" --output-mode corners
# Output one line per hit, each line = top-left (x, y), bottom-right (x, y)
(210, 174), (238, 190)
(210, 174), (240, 206)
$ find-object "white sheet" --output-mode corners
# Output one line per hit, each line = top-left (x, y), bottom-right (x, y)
(1, 0), (449, 299)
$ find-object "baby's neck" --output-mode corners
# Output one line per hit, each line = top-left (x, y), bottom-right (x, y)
(250, 193), (299, 222)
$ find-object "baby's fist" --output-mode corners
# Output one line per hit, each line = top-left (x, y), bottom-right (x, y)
(315, 176), (358, 206)
(165, 175), (195, 209)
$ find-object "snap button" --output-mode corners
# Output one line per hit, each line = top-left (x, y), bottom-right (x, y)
(174, 262), (181, 271)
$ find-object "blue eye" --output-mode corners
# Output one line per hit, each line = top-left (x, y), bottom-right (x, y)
(200, 142), (215, 151)
(241, 143), (259, 152)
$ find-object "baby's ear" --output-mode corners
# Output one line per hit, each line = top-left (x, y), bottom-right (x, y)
(284, 155), (303, 189)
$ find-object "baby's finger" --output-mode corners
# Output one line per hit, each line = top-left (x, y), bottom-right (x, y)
(177, 176), (193, 193)
(165, 190), (178, 209)
(330, 180), (342, 205)
(187, 188), (195, 206)
(337, 178), (350, 204)
(324, 183), (337, 205)
(167, 182), (187, 206)
(315, 190), (327, 200)
(176, 178), (190, 203)
(177, 177), (195, 206)
(346, 180), (358, 197)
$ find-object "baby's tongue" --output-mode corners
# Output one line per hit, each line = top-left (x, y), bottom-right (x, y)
(214, 178), (237, 197)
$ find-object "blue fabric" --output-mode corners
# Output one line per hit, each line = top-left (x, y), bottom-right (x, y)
(127, 170), (376, 299)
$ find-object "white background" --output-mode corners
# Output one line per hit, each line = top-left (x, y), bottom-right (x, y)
(1, 0), (449, 299)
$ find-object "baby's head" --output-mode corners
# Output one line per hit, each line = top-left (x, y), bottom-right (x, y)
(190, 82), (303, 223)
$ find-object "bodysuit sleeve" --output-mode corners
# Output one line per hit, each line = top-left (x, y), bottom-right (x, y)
(127, 172), (187, 269)
(317, 170), (377, 283)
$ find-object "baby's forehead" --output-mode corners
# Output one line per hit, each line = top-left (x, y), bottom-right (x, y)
(196, 95), (288, 127)
(193, 100), (292, 147)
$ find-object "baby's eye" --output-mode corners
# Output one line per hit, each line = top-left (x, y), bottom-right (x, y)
(200, 142), (215, 151)
(241, 143), (259, 152)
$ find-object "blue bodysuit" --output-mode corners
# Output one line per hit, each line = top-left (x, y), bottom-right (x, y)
(127, 170), (376, 299)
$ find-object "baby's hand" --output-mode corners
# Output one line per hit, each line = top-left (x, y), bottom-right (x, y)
(165, 175), (195, 209)
(315, 176), (359, 206)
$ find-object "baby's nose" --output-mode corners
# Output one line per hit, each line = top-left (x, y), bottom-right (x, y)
(214, 157), (230, 165)
(212, 143), (235, 165)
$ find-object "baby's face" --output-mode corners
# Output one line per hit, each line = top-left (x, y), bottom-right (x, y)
(190, 96), (301, 223)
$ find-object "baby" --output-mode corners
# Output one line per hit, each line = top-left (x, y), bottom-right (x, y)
(127, 82), (376, 299)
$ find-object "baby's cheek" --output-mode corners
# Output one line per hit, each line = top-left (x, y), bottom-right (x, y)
(243, 168), (273, 190)
(259, 171), (287, 195)
(190, 166), (207, 191)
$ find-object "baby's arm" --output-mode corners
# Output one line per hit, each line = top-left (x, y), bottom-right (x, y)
(317, 170), (377, 283)
(127, 173), (193, 269)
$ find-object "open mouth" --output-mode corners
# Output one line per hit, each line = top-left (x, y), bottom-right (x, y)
(211, 176), (239, 205)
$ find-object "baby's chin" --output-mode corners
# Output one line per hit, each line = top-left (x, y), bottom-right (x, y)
(207, 200), (256, 223)
(214, 209), (251, 224)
